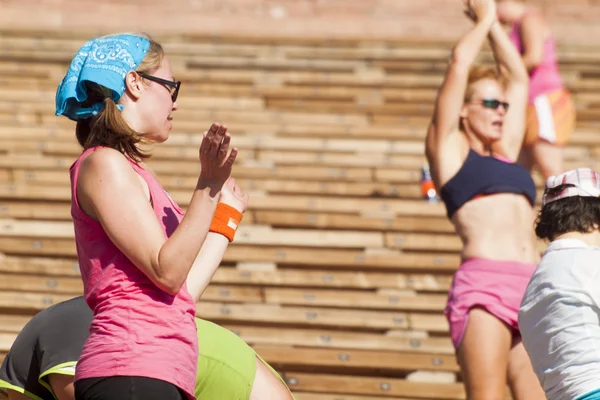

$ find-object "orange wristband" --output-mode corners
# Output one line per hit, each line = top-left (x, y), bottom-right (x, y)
(209, 203), (243, 242)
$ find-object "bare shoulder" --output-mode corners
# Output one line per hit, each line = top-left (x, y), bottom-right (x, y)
(79, 147), (136, 182)
(76, 147), (150, 219)
(76, 148), (146, 204)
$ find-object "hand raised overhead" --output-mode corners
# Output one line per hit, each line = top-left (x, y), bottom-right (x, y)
(464, 0), (497, 24)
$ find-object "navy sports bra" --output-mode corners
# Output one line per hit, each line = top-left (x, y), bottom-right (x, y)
(440, 149), (537, 218)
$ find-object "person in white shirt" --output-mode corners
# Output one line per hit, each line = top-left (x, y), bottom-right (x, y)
(519, 167), (600, 400)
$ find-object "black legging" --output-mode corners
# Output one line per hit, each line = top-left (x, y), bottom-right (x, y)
(75, 376), (187, 400)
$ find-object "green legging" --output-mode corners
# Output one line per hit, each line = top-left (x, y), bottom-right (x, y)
(195, 319), (295, 399)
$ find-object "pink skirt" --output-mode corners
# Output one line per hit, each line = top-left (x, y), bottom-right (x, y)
(444, 257), (537, 349)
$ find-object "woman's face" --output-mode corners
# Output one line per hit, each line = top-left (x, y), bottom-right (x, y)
(137, 57), (179, 143)
(461, 78), (508, 144)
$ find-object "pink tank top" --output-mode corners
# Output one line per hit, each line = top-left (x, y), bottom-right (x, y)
(70, 146), (198, 400)
(509, 14), (564, 104)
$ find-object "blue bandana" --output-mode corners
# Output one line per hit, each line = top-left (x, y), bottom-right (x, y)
(55, 34), (151, 121)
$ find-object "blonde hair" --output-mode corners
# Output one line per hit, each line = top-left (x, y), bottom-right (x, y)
(75, 32), (164, 161)
(464, 65), (506, 102)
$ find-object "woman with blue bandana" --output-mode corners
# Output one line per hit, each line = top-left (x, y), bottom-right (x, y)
(52, 32), (294, 400)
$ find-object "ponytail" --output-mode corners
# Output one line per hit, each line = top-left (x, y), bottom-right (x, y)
(75, 85), (149, 162)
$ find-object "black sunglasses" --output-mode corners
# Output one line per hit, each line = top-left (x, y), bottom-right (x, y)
(138, 73), (181, 102)
(481, 98), (510, 111)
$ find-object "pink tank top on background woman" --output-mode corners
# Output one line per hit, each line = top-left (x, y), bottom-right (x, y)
(509, 14), (564, 104)
(69, 146), (198, 400)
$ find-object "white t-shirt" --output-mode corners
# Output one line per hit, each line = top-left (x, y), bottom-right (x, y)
(519, 238), (600, 400)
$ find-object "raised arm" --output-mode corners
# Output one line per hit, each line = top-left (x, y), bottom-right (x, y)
(186, 178), (248, 300)
(77, 124), (237, 296)
(488, 18), (529, 160)
(520, 12), (546, 72)
(426, 0), (496, 155)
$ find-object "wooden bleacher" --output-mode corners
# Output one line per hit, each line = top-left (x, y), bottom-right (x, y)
(1, 2), (600, 399)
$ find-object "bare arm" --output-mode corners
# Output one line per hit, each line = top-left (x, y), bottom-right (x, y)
(488, 20), (529, 160)
(78, 124), (237, 296)
(426, 8), (495, 153)
(185, 233), (230, 300)
(488, 21), (529, 85)
(520, 13), (546, 72)
(186, 177), (249, 300)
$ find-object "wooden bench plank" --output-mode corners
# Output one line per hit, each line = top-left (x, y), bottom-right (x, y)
(294, 394), (417, 400)
(264, 288), (447, 312)
(253, 211), (453, 233)
(0, 200), (72, 220)
(197, 302), (448, 332)
(0, 315), (453, 354)
(0, 255), (453, 292)
(0, 333), (17, 352)
(255, 150), (425, 168)
(0, 284), (262, 305)
(241, 195), (445, 217)
(0, 314), (35, 333)
(223, 324), (453, 354)
(0, 255), (80, 276)
(0, 291), (74, 311)
(0, 219), (386, 249)
(1, 133), (429, 156)
(283, 372), (464, 399)
(0, 273), (82, 294)
(0, 239), (461, 271)
(253, 345), (458, 372)
(9, 216), (537, 253)
(220, 268), (453, 292)
(5, 169), (421, 198)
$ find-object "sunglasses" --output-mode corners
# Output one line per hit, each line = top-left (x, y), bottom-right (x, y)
(480, 98), (510, 111)
(138, 73), (181, 102)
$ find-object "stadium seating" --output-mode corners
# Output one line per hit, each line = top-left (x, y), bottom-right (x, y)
(1, 1), (599, 398)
